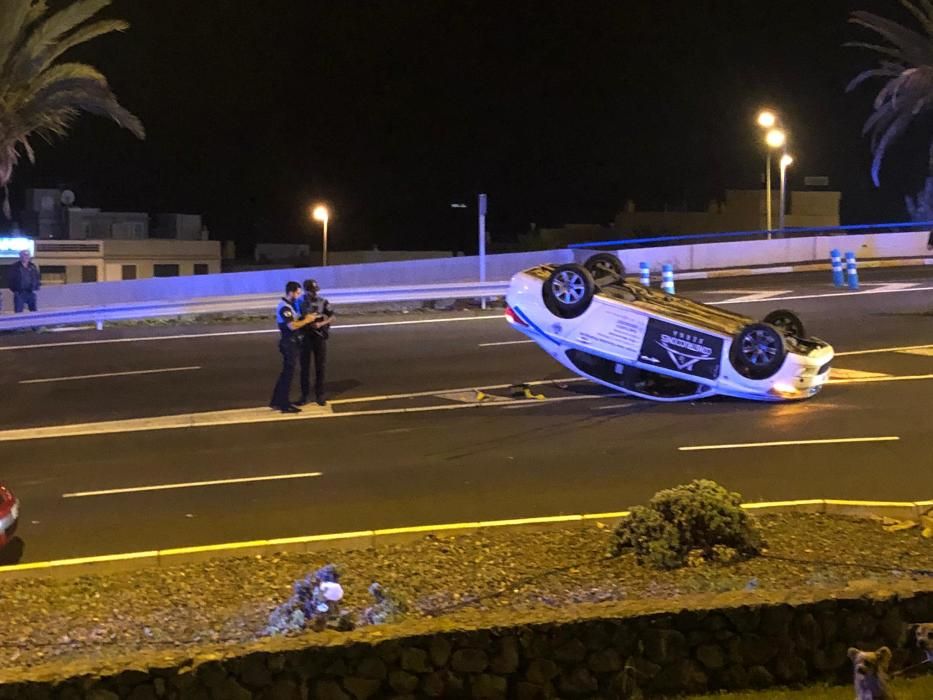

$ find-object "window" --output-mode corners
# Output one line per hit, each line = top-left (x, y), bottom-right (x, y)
(153, 264), (180, 277)
(81, 266), (98, 283)
(121, 265), (137, 280)
(40, 265), (66, 285)
(194, 263), (209, 275)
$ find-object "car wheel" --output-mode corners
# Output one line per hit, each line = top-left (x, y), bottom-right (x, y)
(763, 309), (806, 337)
(584, 252), (624, 279)
(730, 323), (786, 380)
(543, 264), (595, 318)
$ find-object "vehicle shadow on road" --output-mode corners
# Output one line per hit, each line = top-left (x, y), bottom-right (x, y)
(0, 537), (25, 565)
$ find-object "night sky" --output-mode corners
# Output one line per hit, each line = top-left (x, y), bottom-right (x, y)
(11, 0), (933, 254)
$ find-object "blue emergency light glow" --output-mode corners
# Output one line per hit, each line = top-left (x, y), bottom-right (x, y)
(0, 236), (34, 256)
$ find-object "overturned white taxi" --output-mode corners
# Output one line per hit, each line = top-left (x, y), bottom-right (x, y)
(505, 254), (834, 402)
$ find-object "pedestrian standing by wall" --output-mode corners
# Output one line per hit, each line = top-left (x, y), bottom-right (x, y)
(7, 250), (40, 313)
(297, 278), (334, 406)
(270, 281), (316, 414)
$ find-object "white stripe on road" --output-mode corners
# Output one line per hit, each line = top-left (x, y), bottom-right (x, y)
(835, 344), (933, 357)
(20, 366), (201, 385)
(62, 471), (323, 498)
(479, 339), (535, 347)
(679, 436), (900, 452)
(828, 373), (933, 385)
(0, 315), (504, 351)
(708, 285), (933, 305)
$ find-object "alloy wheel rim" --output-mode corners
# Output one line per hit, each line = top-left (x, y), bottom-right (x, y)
(741, 330), (779, 365)
(552, 271), (586, 304)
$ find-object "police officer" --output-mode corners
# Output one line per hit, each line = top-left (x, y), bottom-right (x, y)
(270, 281), (316, 413)
(297, 278), (334, 406)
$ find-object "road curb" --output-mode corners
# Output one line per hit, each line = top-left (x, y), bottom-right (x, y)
(1, 498), (930, 580)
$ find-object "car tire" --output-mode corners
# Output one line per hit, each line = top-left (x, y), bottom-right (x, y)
(730, 323), (786, 380)
(584, 252), (624, 279)
(763, 309), (806, 338)
(543, 264), (595, 318)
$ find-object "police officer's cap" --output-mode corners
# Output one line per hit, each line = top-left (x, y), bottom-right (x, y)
(303, 279), (320, 293)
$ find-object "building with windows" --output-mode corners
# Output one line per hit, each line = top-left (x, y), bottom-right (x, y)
(3, 189), (221, 284)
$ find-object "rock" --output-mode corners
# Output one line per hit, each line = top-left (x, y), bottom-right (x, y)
(116, 671), (152, 688)
(747, 665), (775, 688)
(650, 659), (707, 695)
(355, 657), (387, 681)
(212, 678), (252, 700)
(86, 691), (119, 700)
(624, 656), (660, 681)
(740, 634), (777, 666)
(717, 664), (748, 689)
(558, 666), (599, 696)
(793, 612), (822, 651)
(388, 671), (419, 695)
(451, 648), (488, 674)
(520, 631), (551, 659)
(153, 678), (166, 697)
(642, 628), (687, 665)
(587, 648), (622, 674)
(127, 685), (158, 700)
(342, 677), (380, 700)
(239, 653), (272, 689)
(583, 623), (613, 650)
(516, 682), (554, 700)
(842, 610), (878, 641)
(266, 678), (302, 700)
(526, 658), (560, 684)
(724, 606), (761, 633)
(195, 662), (227, 690)
(608, 669), (643, 699)
(420, 672), (446, 698)
(401, 647), (431, 674)
(773, 654), (808, 684)
(611, 625), (638, 656)
(490, 636), (520, 674)
(314, 680), (350, 700)
(703, 614), (729, 632)
(377, 641), (402, 664)
(760, 605), (794, 639)
(695, 643), (726, 671)
(471, 673), (508, 699)
(879, 607), (907, 646)
(429, 637), (451, 668)
(553, 638), (587, 663)
(812, 642), (848, 672)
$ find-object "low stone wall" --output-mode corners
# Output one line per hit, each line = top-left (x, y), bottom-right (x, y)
(3, 583), (932, 699)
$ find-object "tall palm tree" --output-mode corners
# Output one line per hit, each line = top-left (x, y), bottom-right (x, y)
(847, 1), (933, 188)
(0, 0), (144, 218)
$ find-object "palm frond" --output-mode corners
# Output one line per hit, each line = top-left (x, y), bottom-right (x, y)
(900, 0), (933, 35)
(850, 11), (933, 67)
(7, 0), (111, 83)
(847, 64), (904, 92)
(38, 19), (129, 73)
(0, 0), (37, 78)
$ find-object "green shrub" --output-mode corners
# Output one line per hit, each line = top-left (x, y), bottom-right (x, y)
(610, 480), (764, 569)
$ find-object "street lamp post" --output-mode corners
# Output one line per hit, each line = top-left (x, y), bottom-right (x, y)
(764, 127), (786, 238)
(312, 205), (330, 266)
(779, 153), (793, 232)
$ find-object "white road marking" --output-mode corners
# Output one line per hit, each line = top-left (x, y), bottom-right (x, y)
(62, 471), (323, 498)
(829, 373), (933, 385)
(708, 285), (933, 305)
(479, 339), (535, 347)
(679, 436), (900, 452)
(20, 366), (201, 385)
(711, 290), (792, 304)
(835, 344), (933, 357)
(0, 315), (504, 351)
(329, 377), (585, 404)
(828, 368), (890, 381)
(0, 391), (602, 443)
(859, 282), (919, 294)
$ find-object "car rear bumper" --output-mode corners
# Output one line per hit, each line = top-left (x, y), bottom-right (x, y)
(0, 501), (19, 548)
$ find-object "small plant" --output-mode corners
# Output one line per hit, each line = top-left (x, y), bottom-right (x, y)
(361, 582), (407, 625)
(610, 480), (763, 569)
(264, 565), (407, 636)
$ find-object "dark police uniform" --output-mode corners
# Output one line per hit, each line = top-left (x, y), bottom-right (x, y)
(298, 292), (334, 403)
(269, 298), (302, 409)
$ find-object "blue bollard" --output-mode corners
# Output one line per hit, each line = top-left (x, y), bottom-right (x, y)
(639, 262), (650, 286)
(845, 252), (859, 290)
(661, 263), (675, 295)
(830, 249), (844, 287)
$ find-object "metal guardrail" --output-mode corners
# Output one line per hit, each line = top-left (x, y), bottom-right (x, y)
(568, 220), (933, 250)
(0, 281), (511, 332)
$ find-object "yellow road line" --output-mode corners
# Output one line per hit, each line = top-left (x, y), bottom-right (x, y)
(835, 344), (933, 357)
(829, 374), (933, 385)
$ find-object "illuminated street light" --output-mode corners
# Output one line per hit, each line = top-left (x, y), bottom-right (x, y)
(765, 128), (786, 149)
(311, 205), (330, 266)
(757, 110), (777, 129)
(779, 154), (794, 231)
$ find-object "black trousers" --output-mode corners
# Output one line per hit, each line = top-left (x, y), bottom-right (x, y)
(270, 338), (300, 408)
(299, 333), (328, 400)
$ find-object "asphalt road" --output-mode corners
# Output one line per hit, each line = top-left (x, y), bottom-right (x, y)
(0, 266), (931, 563)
